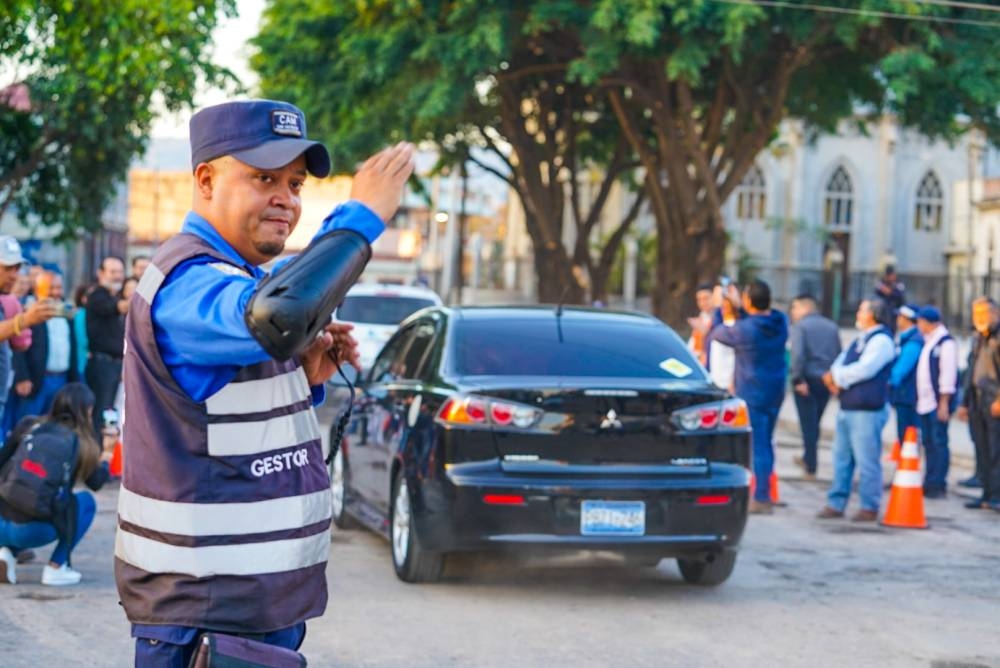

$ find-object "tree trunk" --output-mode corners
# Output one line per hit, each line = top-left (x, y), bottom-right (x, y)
(533, 237), (586, 304)
(653, 219), (727, 330)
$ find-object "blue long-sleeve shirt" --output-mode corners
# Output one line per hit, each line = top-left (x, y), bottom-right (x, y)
(707, 308), (789, 410)
(150, 202), (384, 402)
(889, 326), (923, 406)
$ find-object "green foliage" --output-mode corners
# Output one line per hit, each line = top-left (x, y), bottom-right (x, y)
(0, 0), (236, 239)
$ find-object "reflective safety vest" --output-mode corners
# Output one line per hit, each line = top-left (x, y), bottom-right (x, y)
(114, 233), (331, 633)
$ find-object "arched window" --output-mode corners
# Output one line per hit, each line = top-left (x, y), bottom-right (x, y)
(914, 171), (944, 232)
(735, 165), (767, 221)
(824, 166), (853, 230)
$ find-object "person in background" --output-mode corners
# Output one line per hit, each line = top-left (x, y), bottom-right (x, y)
(85, 257), (128, 435)
(11, 269), (30, 304)
(914, 306), (958, 499)
(957, 297), (1000, 512)
(788, 294), (842, 480)
(707, 280), (788, 514)
(817, 300), (895, 522)
(71, 285), (89, 379)
(687, 284), (716, 367)
(130, 256), (150, 281)
(888, 304), (923, 445)
(121, 276), (138, 302)
(11, 272), (77, 419)
(874, 266), (905, 333)
(0, 383), (116, 586)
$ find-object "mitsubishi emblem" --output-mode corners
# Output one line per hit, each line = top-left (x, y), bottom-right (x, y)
(600, 409), (623, 430)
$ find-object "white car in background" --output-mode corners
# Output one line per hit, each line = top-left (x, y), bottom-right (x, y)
(336, 284), (443, 370)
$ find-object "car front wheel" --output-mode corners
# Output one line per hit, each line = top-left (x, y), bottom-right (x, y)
(677, 549), (737, 586)
(390, 473), (444, 583)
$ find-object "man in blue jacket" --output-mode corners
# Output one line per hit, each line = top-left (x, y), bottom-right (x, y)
(888, 304), (923, 444)
(708, 280), (788, 515)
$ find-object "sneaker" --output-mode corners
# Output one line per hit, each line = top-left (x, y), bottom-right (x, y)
(0, 547), (16, 584)
(41, 564), (82, 586)
(964, 498), (988, 510)
(816, 506), (844, 519)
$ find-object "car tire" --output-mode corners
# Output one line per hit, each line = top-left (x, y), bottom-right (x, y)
(677, 549), (737, 586)
(330, 448), (358, 530)
(390, 472), (444, 583)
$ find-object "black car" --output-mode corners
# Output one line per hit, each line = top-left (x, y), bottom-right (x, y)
(317, 306), (751, 585)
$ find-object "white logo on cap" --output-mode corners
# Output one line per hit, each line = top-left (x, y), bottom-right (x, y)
(6, 239), (17, 252)
(272, 110), (303, 137)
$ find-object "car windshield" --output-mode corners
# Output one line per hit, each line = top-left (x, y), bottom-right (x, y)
(337, 296), (437, 325)
(452, 315), (707, 379)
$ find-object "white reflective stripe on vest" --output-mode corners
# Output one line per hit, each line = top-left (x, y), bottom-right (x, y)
(205, 368), (311, 416)
(207, 408), (321, 457)
(118, 486), (331, 536)
(115, 527), (330, 578)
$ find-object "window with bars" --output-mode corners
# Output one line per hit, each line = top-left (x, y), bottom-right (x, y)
(735, 165), (767, 221)
(914, 171), (944, 232)
(824, 166), (853, 230)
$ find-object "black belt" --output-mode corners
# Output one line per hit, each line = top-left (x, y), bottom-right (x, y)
(92, 351), (123, 361)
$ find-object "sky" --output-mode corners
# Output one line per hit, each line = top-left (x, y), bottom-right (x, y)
(151, 0), (265, 138)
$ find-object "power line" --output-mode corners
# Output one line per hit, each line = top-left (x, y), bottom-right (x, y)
(708, 0), (1000, 28)
(908, 0), (1000, 13)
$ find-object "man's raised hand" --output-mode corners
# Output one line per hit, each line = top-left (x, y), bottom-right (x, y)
(350, 142), (416, 222)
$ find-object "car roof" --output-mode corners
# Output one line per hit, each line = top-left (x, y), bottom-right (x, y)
(423, 304), (663, 326)
(346, 283), (443, 302)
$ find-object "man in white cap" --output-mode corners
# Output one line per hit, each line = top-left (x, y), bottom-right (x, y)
(0, 237), (58, 422)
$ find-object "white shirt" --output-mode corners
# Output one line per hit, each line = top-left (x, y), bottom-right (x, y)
(830, 326), (896, 390)
(916, 324), (958, 416)
(45, 316), (71, 374)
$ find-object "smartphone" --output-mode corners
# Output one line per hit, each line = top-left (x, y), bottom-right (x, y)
(102, 409), (119, 429)
(719, 276), (731, 288)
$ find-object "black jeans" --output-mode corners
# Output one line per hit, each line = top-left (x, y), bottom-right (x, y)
(792, 376), (830, 474)
(86, 352), (122, 435)
(968, 406), (1000, 502)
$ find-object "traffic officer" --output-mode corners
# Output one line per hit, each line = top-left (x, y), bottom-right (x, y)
(113, 99), (414, 665)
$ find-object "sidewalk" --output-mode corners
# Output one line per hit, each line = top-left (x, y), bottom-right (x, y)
(776, 393), (976, 469)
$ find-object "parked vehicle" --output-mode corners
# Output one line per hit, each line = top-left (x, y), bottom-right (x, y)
(334, 283), (442, 370)
(317, 306), (751, 585)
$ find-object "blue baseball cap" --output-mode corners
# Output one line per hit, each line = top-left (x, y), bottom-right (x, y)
(189, 99), (331, 177)
(898, 303), (920, 321)
(917, 305), (942, 323)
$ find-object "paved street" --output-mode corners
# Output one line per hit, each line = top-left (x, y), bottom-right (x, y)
(2, 436), (998, 668)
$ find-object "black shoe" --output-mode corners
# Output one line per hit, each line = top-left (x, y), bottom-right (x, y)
(964, 498), (988, 509)
(923, 488), (947, 499)
(958, 475), (982, 489)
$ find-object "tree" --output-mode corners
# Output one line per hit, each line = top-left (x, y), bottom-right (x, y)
(0, 0), (236, 239)
(254, 1), (1000, 323)
(251, 1), (644, 303)
(571, 0), (1000, 325)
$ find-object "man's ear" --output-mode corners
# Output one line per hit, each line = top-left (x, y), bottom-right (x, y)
(194, 162), (215, 200)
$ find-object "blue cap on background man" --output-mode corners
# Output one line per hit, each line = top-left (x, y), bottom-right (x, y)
(898, 303), (920, 321)
(189, 99), (331, 178)
(917, 305), (942, 323)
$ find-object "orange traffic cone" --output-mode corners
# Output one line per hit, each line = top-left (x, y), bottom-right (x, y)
(885, 440), (901, 464)
(749, 473), (782, 505)
(881, 426), (927, 529)
(769, 472), (781, 504)
(109, 440), (123, 478)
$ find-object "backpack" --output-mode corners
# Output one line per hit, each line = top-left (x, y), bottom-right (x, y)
(0, 422), (79, 560)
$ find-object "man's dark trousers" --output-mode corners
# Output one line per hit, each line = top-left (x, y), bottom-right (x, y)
(793, 377), (830, 475)
(968, 406), (1000, 503)
(919, 412), (950, 494)
(894, 403), (919, 444)
(86, 351), (121, 434)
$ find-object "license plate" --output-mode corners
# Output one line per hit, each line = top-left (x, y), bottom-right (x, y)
(580, 500), (645, 536)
